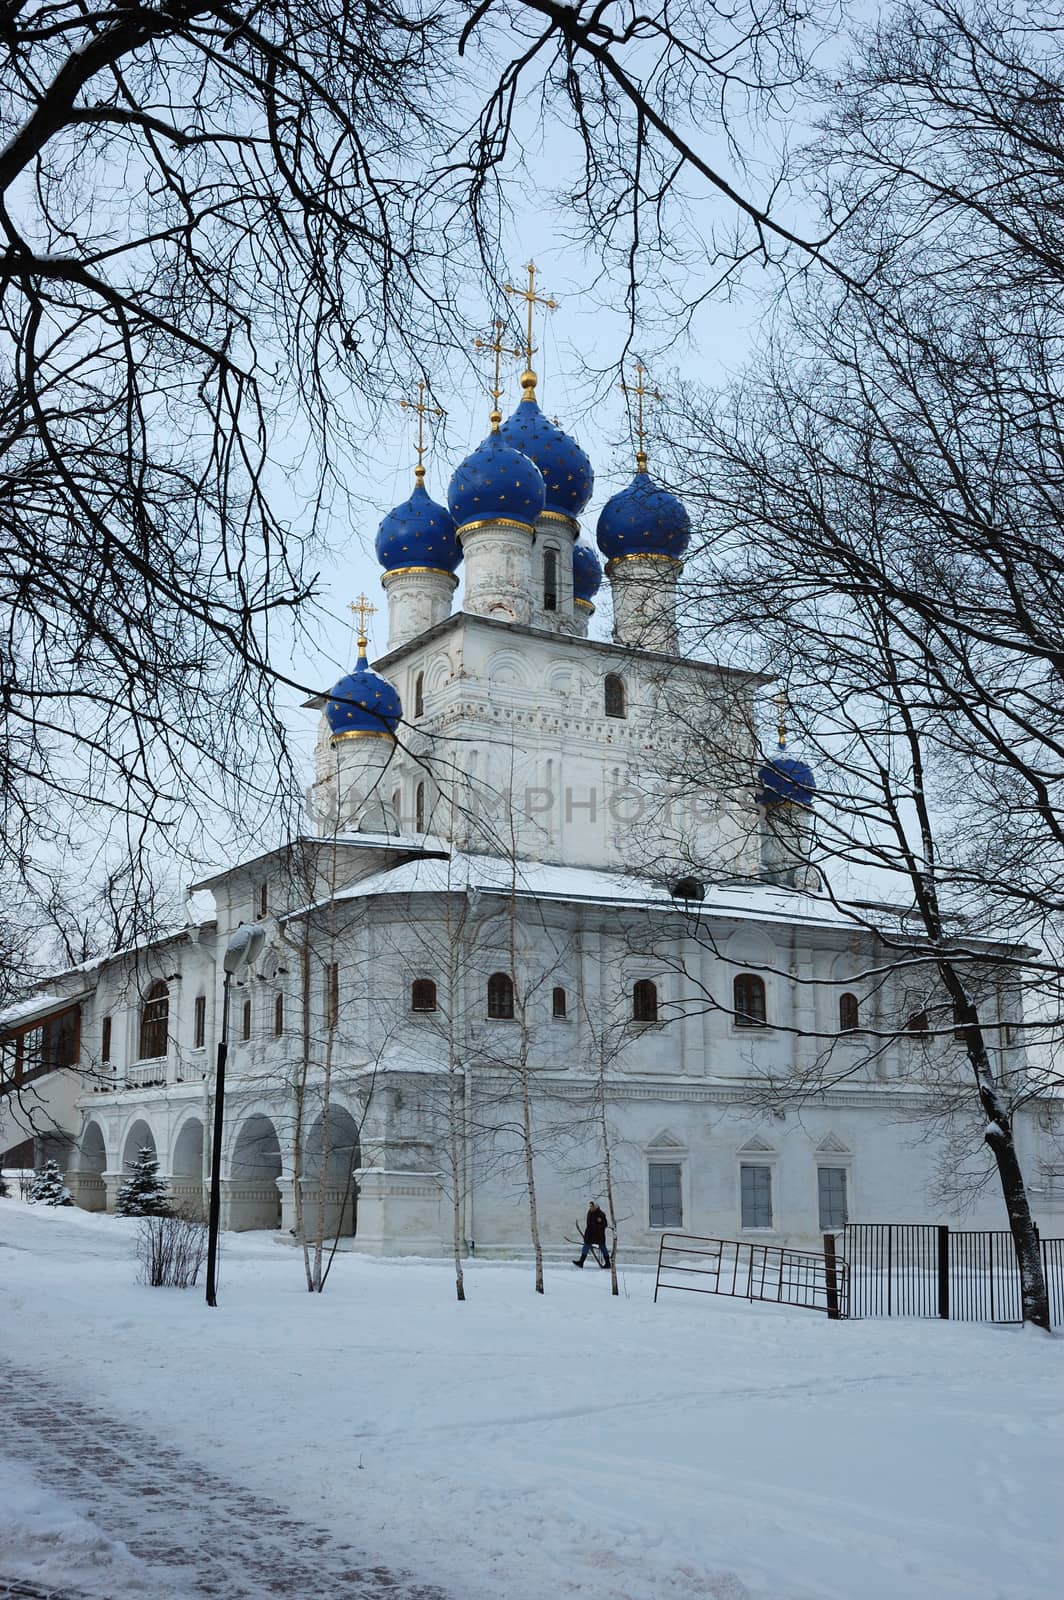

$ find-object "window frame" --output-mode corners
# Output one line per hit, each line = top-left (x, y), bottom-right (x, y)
(604, 673), (626, 719)
(414, 671), (424, 719)
(838, 992), (860, 1033)
(632, 977), (659, 1025)
(193, 994), (207, 1050)
(101, 1014), (112, 1063)
(733, 972), (767, 1029)
(241, 997), (252, 1042)
(817, 1165), (849, 1232)
(257, 881), (268, 918)
(739, 1162), (774, 1231)
(543, 546), (558, 611)
(648, 1160), (684, 1230)
(486, 971), (515, 1020)
(551, 985), (567, 1020)
(415, 780), (426, 833)
(411, 977), (438, 1013)
(325, 962), (340, 1031)
(138, 981), (169, 1062)
(273, 992), (284, 1038)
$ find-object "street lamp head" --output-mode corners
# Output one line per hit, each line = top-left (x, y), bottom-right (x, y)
(223, 922), (266, 976)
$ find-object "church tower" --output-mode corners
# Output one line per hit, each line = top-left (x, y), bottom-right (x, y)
(377, 383), (462, 652)
(596, 365), (691, 653)
(312, 597), (403, 834)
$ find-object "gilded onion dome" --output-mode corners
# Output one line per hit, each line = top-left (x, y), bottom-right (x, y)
(572, 540), (603, 603)
(448, 430), (546, 534)
(756, 754), (816, 808)
(499, 394), (593, 522)
(596, 470), (691, 562)
(375, 482), (461, 574)
(325, 645), (402, 741)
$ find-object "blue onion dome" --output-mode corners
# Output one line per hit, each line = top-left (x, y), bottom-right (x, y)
(325, 645), (402, 741)
(596, 464), (691, 562)
(499, 392), (593, 522)
(756, 753), (816, 808)
(572, 541), (602, 605)
(448, 426), (546, 535)
(375, 475), (461, 574)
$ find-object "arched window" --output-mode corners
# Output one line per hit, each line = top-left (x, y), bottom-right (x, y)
(414, 672), (424, 718)
(839, 993), (860, 1033)
(411, 978), (437, 1012)
(138, 981), (169, 1060)
(415, 781), (426, 833)
(552, 986), (567, 1019)
(632, 979), (659, 1024)
(543, 548), (558, 611)
(734, 973), (767, 1028)
(241, 998), (252, 1041)
(274, 993), (284, 1037)
(907, 1010), (929, 1035)
(193, 994), (206, 1049)
(604, 673), (626, 719)
(487, 972), (515, 1019)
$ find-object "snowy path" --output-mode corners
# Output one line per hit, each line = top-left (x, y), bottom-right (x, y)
(2, 1201), (1062, 1600)
(0, 1366), (447, 1600)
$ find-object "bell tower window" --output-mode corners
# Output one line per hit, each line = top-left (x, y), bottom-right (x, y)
(604, 674), (625, 719)
(543, 548), (558, 611)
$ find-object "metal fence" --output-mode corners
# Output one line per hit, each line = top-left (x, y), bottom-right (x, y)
(844, 1223), (1064, 1327)
(654, 1231), (847, 1318)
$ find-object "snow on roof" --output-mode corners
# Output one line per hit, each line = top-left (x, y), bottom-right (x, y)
(294, 849), (869, 934)
(189, 832), (448, 892)
(0, 990), (90, 1039)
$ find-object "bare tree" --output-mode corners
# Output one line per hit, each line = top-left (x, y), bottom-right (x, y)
(656, 1), (1064, 1328)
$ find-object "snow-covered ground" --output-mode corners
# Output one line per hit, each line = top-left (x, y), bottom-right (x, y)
(1, 1200), (1060, 1600)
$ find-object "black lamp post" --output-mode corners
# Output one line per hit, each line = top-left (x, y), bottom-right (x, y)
(206, 922), (265, 1308)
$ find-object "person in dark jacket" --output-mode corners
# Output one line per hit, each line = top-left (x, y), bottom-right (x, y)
(573, 1201), (610, 1268)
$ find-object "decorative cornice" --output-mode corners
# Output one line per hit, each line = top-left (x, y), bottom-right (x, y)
(605, 553), (683, 576)
(329, 729), (397, 744)
(457, 517), (536, 539)
(381, 566), (459, 585)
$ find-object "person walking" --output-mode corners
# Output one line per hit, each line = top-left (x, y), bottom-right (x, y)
(573, 1201), (610, 1268)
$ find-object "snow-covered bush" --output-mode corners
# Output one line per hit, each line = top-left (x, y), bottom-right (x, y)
(28, 1160), (73, 1206)
(137, 1210), (208, 1288)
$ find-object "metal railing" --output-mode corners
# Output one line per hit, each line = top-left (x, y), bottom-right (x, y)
(845, 1223), (1064, 1327)
(654, 1231), (847, 1318)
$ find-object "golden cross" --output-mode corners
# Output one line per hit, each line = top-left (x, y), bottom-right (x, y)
(772, 690), (788, 749)
(349, 593), (377, 650)
(620, 362), (662, 472)
(503, 261), (558, 381)
(474, 320), (521, 429)
(399, 379), (444, 483)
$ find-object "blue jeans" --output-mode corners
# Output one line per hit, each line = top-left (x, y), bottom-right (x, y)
(579, 1242), (610, 1266)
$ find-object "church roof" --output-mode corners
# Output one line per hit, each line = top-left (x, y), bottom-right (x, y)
(297, 850), (882, 934)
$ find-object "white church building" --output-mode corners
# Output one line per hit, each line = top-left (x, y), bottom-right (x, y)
(3, 342), (1061, 1258)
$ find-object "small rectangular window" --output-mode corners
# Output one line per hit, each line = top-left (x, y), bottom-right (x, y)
(740, 1164), (773, 1229)
(101, 1015), (112, 1063)
(326, 962), (339, 1030)
(241, 998), (252, 1042)
(257, 882), (268, 918)
(648, 1161), (683, 1229)
(274, 992), (284, 1037)
(193, 995), (206, 1049)
(818, 1166), (848, 1231)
